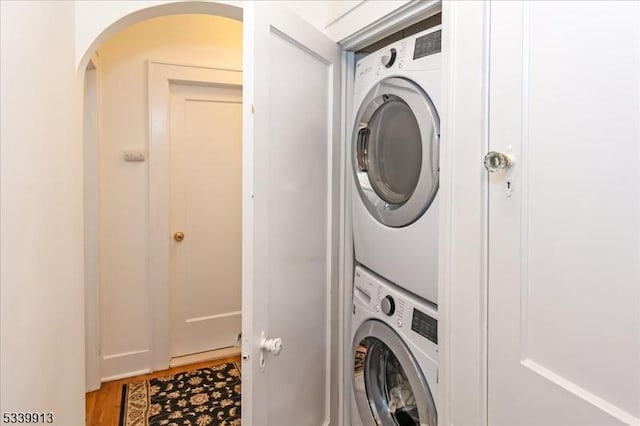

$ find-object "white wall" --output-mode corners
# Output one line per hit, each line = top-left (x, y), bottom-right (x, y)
(75, 1), (243, 66)
(326, 0), (362, 24)
(75, 1), (329, 67)
(273, 0), (328, 32)
(0, 1), (85, 424)
(75, 0), (419, 55)
(324, 0), (415, 43)
(97, 14), (242, 380)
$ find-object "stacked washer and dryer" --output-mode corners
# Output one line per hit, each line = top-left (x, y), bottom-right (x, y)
(350, 25), (442, 426)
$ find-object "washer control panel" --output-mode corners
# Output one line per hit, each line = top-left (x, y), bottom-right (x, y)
(380, 295), (395, 316)
(353, 266), (438, 346)
(411, 308), (438, 344)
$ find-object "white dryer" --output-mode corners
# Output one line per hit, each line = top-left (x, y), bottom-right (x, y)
(351, 265), (438, 426)
(351, 26), (441, 304)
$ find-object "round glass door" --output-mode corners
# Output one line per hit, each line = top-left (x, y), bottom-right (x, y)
(367, 98), (422, 205)
(353, 77), (439, 228)
(353, 320), (437, 426)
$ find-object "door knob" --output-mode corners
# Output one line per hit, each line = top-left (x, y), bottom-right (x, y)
(484, 151), (512, 173)
(173, 232), (184, 242)
(259, 331), (283, 371)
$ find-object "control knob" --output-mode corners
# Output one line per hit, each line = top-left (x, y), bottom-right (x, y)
(380, 295), (395, 316)
(380, 48), (397, 68)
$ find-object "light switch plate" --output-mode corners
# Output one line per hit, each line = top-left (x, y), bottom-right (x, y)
(123, 150), (146, 162)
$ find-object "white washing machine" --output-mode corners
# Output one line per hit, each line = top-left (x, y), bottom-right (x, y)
(351, 26), (441, 304)
(351, 265), (438, 426)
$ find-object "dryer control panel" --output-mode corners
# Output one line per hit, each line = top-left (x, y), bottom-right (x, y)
(353, 24), (443, 119)
(355, 25), (442, 85)
(413, 29), (442, 59)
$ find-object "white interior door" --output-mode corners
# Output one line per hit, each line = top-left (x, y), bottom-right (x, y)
(488, 2), (640, 425)
(169, 82), (242, 358)
(242, 3), (342, 425)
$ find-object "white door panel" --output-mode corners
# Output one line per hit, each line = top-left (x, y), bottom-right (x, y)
(265, 31), (330, 425)
(170, 83), (242, 358)
(242, 3), (341, 425)
(488, 2), (640, 425)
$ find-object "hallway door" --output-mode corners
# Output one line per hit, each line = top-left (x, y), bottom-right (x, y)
(487, 2), (639, 425)
(169, 82), (242, 358)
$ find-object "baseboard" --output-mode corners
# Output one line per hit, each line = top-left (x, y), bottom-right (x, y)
(101, 349), (151, 382)
(169, 347), (241, 368)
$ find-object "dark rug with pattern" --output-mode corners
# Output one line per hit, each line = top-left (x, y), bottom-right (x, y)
(119, 361), (241, 426)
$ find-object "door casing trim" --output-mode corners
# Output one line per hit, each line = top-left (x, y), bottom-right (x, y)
(147, 61), (242, 370)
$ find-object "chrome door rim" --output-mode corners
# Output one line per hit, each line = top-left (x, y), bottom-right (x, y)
(352, 77), (440, 228)
(352, 319), (437, 426)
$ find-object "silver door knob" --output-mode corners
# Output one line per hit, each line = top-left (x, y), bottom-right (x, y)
(484, 151), (512, 173)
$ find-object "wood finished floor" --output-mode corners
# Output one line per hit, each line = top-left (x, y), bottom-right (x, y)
(85, 355), (241, 426)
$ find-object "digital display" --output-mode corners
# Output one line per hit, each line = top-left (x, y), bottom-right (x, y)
(411, 308), (437, 344)
(413, 30), (442, 60)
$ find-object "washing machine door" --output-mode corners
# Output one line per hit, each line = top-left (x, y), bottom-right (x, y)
(353, 320), (437, 426)
(353, 77), (439, 228)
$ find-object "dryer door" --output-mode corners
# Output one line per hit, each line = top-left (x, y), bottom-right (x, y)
(353, 77), (439, 228)
(353, 320), (437, 426)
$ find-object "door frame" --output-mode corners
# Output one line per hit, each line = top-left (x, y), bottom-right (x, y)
(147, 61), (242, 370)
(84, 54), (102, 392)
(337, 2), (490, 425)
(438, 2), (491, 425)
(338, 2), (442, 422)
(338, 1), (442, 424)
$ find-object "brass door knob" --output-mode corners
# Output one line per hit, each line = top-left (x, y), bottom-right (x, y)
(174, 232), (185, 242)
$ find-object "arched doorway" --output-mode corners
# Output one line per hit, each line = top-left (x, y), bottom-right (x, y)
(81, 3), (244, 392)
(80, 3), (342, 425)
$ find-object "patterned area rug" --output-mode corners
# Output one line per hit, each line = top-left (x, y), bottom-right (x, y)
(119, 362), (241, 426)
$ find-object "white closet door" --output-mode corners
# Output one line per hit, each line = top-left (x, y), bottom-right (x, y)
(241, 3), (342, 425)
(488, 2), (640, 425)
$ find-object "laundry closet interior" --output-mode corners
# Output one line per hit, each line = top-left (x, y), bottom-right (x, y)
(71, 1), (640, 425)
